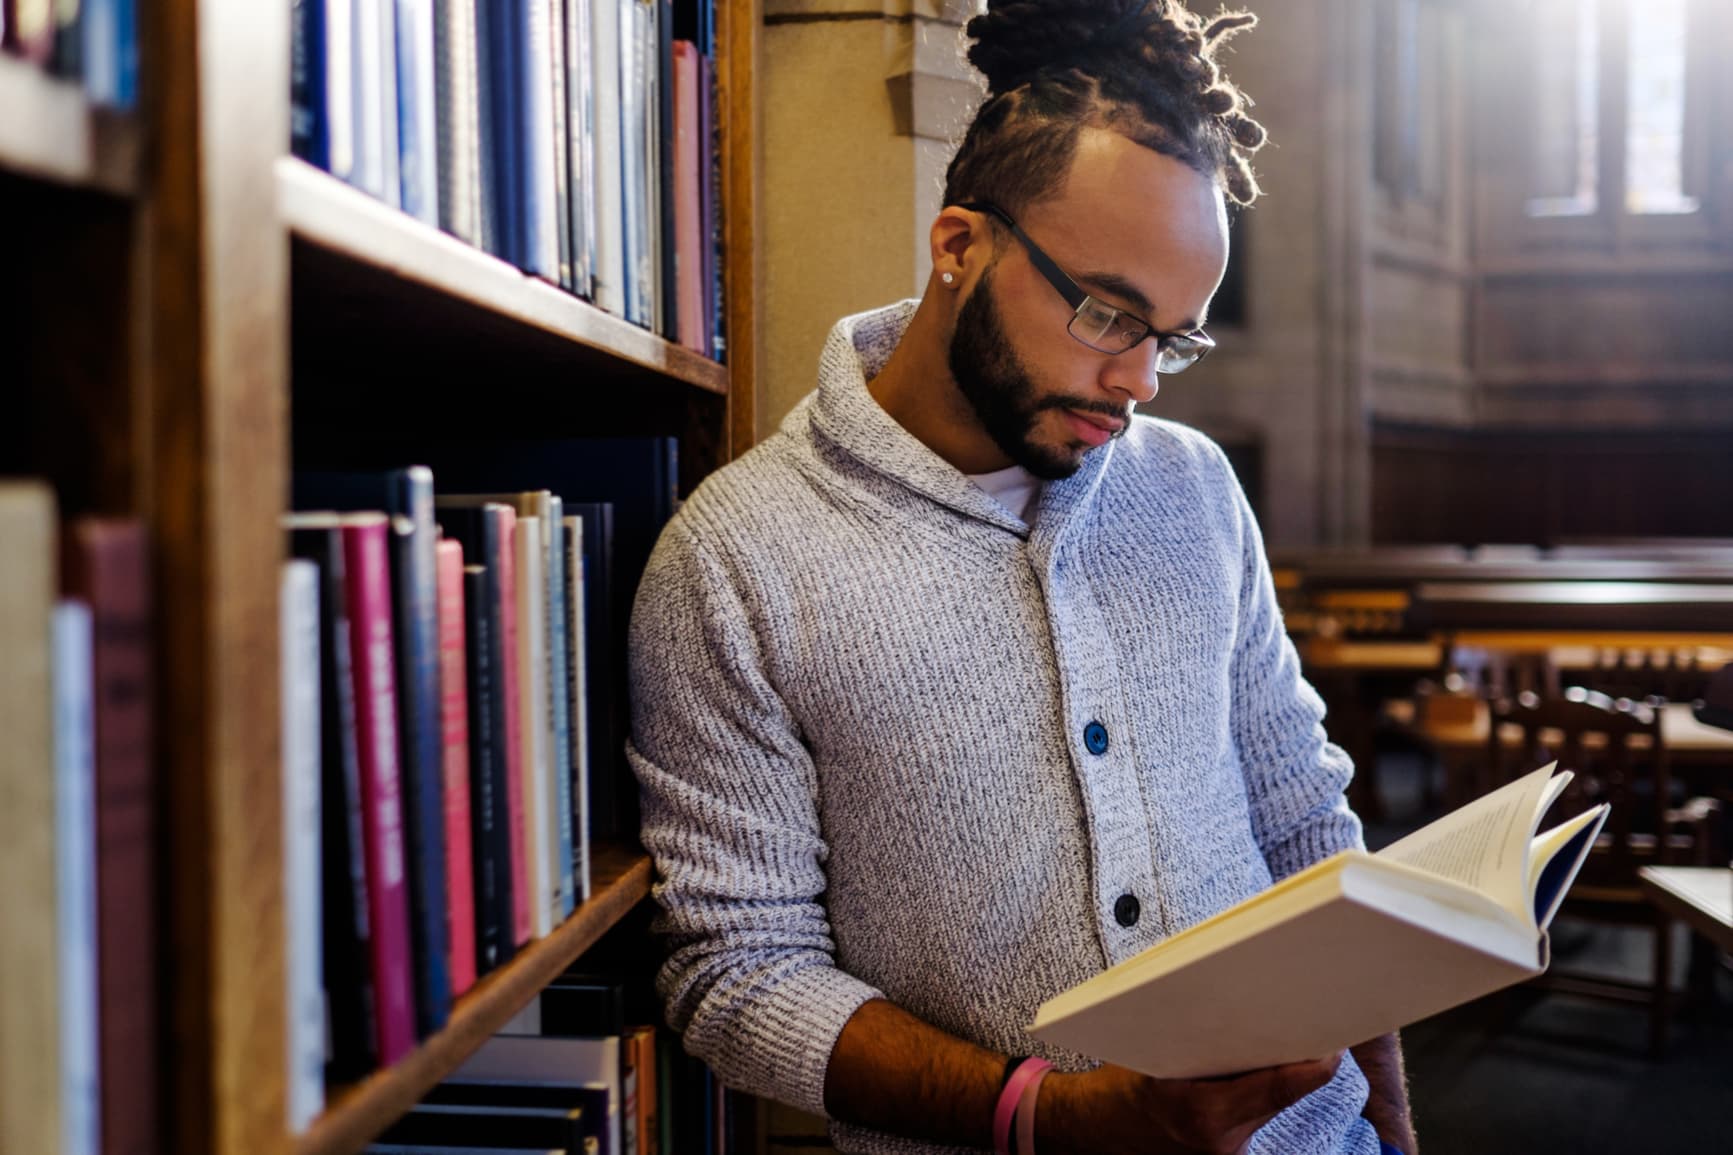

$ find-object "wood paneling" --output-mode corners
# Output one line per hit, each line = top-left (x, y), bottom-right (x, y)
(1372, 423), (1733, 544)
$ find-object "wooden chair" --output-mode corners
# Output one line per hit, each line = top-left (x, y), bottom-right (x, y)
(1483, 687), (1721, 1056)
(1579, 647), (1714, 705)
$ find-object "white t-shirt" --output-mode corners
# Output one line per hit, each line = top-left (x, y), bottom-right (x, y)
(967, 463), (1041, 523)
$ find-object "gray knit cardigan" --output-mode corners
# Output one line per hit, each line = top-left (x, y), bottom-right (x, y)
(626, 301), (1380, 1155)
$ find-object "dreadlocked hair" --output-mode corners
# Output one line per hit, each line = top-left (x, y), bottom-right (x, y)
(944, 0), (1268, 217)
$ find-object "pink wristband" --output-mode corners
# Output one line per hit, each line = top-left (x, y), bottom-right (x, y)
(994, 1058), (1053, 1155)
(1015, 1063), (1053, 1155)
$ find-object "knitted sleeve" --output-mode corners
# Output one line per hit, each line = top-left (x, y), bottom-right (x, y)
(1215, 453), (1367, 881)
(625, 518), (883, 1117)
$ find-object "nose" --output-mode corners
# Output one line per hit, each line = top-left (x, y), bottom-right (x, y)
(1097, 336), (1161, 406)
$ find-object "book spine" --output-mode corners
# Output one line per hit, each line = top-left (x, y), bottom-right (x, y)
(52, 600), (100, 1155)
(521, 0), (560, 279)
(471, 0), (500, 255)
(549, 0), (572, 291)
(494, 512), (531, 945)
(327, 0), (357, 178)
(515, 516), (554, 938)
(617, 0), (646, 327)
(352, 0), (387, 197)
(571, 513), (599, 901)
(397, 0), (440, 225)
(62, 520), (157, 1155)
(390, 471), (452, 1038)
(705, 48), (723, 361)
(379, 0), (402, 207)
(340, 517), (417, 1066)
(672, 41), (702, 353)
(291, 0), (328, 167)
(432, 0), (478, 243)
(697, 48), (715, 360)
(656, 0), (675, 341)
(435, 540), (477, 996)
(280, 561), (326, 1135)
(566, 0), (595, 298)
(629, 1025), (657, 1155)
(460, 561), (511, 973)
(589, 0), (625, 315)
(544, 509), (575, 921)
(3, 0), (54, 63)
(51, 0), (80, 79)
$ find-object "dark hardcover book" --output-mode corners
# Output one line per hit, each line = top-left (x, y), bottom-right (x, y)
(705, 47), (724, 362)
(566, 502), (618, 839)
(483, 0), (524, 263)
(698, 48), (716, 360)
(656, 0), (676, 341)
(296, 468), (453, 1038)
(50, 0), (79, 78)
(62, 519), (158, 1155)
(472, 0), (502, 255)
(290, 0), (328, 167)
(539, 974), (626, 1038)
(381, 1103), (589, 1153)
(286, 516), (380, 1079)
(425, 1082), (608, 1153)
(438, 505), (519, 971)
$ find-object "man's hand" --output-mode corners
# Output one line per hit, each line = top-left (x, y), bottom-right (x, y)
(1038, 1053), (1346, 1155)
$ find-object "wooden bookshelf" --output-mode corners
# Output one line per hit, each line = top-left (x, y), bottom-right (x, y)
(297, 845), (655, 1155)
(0, 55), (138, 195)
(278, 157), (730, 398)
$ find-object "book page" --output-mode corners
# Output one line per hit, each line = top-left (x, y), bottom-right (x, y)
(1375, 763), (1561, 923)
(1529, 804), (1610, 930)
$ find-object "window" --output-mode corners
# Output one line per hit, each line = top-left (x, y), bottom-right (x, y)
(1373, 0), (1449, 206)
(1524, 0), (1703, 219)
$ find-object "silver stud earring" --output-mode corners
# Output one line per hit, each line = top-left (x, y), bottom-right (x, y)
(942, 272), (955, 285)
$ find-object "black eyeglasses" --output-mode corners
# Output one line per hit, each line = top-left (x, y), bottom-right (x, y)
(958, 201), (1215, 373)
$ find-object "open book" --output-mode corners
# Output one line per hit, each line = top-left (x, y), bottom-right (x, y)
(1031, 763), (1609, 1079)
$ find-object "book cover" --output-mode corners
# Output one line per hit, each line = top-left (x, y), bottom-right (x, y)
(381, 1103), (589, 1153)
(286, 516), (379, 1080)
(296, 469), (452, 1038)
(435, 539), (477, 996)
(589, 0), (626, 315)
(422, 1081), (609, 1154)
(0, 483), (60, 1155)
(280, 561), (326, 1134)
(52, 600), (100, 1155)
(338, 514), (417, 1066)
(62, 518), (157, 1155)
(1031, 762), (1611, 1079)
(454, 1034), (621, 1155)
(397, 0), (440, 225)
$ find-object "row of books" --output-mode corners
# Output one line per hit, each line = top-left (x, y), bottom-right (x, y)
(283, 436), (679, 1118)
(291, 0), (727, 359)
(365, 970), (745, 1155)
(0, 486), (157, 1155)
(1, 0), (138, 109)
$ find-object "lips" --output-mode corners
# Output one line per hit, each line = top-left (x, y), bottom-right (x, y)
(1060, 409), (1124, 447)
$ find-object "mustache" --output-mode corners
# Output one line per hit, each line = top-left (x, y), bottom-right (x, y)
(1033, 396), (1131, 421)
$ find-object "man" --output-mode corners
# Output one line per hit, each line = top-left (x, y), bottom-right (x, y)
(626, 3), (1417, 1152)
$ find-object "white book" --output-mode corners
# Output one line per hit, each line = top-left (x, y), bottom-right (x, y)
(562, 515), (591, 902)
(643, 0), (661, 334)
(352, 0), (388, 197)
(280, 562), (326, 1134)
(378, 0), (402, 208)
(565, 0), (596, 296)
(522, 0), (561, 279)
(52, 601), (100, 1155)
(1032, 762), (1610, 1079)
(514, 517), (554, 938)
(453, 1034), (620, 1155)
(326, 0), (357, 180)
(396, 0), (440, 225)
(589, 0), (625, 315)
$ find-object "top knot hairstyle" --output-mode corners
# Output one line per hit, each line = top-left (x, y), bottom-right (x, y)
(944, 0), (1269, 215)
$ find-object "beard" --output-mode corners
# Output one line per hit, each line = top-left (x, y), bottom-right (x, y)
(946, 266), (1124, 481)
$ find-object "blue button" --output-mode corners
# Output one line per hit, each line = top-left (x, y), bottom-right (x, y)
(1084, 721), (1109, 755)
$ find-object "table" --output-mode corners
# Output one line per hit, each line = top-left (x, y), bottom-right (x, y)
(1639, 866), (1733, 956)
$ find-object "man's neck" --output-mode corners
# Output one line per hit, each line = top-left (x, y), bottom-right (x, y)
(865, 293), (1013, 475)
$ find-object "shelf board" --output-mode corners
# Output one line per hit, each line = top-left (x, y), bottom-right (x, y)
(296, 844), (655, 1155)
(278, 157), (727, 397)
(0, 55), (138, 195)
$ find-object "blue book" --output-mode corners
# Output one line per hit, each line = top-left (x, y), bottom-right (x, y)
(543, 504), (576, 920)
(291, 0), (330, 168)
(396, 0), (440, 225)
(520, 0), (560, 278)
(482, 0), (524, 263)
(80, 0), (138, 109)
(294, 468), (453, 1038)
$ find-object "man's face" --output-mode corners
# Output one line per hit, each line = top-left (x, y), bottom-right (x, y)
(945, 129), (1231, 480)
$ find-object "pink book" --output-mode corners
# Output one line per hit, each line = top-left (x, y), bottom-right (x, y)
(339, 515), (417, 1066)
(495, 511), (532, 945)
(673, 41), (705, 353)
(435, 539), (478, 996)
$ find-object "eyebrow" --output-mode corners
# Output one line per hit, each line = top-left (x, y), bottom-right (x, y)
(1078, 270), (1204, 333)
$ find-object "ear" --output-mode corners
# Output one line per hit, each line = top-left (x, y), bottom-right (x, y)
(930, 205), (996, 294)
